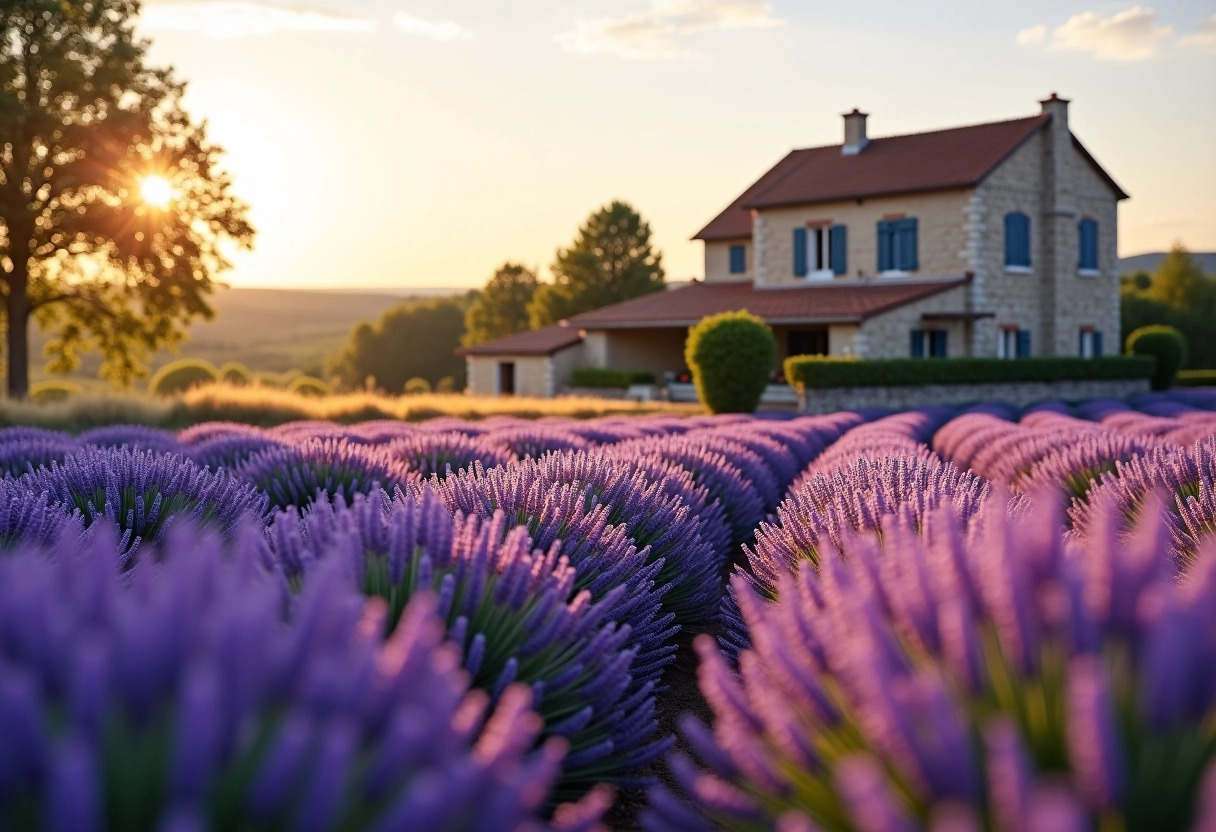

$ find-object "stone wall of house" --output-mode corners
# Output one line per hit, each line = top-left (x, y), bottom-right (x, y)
(754, 189), (974, 288)
(861, 284), (972, 358)
(798, 377), (1150, 414)
(465, 355), (552, 397)
(703, 239), (752, 283)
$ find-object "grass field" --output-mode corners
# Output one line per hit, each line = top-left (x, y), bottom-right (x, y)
(0, 383), (701, 431)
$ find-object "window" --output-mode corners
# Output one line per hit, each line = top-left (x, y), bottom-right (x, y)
(1004, 212), (1031, 269)
(1078, 218), (1099, 272)
(789, 328), (829, 357)
(793, 224), (847, 278)
(497, 361), (516, 395)
(910, 328), (948, 358)
(998, 328), (1031, 359)
(878, 217), (918, 273)
(1079, 329), (1104, 358)
(729, 244), (746, 274)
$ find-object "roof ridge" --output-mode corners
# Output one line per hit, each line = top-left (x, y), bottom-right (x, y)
(784, 112), (1049, 155)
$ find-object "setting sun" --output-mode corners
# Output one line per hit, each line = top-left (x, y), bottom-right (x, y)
(139, 175), (173, 209)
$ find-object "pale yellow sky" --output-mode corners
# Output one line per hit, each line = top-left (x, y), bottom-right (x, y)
(140, 1), (1216, 290)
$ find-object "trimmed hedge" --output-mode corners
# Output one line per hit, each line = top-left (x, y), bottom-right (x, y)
(1177, 369), (1216, 388)
(1127, 325), (1187, 391)
(784, 355), (1155, 389)
(571, 367), (656, 388)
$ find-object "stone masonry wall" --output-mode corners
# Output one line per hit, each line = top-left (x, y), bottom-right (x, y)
(798, 378), (1150, 414)
(862, 284), (972, 358)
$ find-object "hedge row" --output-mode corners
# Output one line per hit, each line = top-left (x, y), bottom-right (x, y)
(784, 356), (1155, 389)
(571, 367), (656, 388)
(1177, 369), (1216, 388)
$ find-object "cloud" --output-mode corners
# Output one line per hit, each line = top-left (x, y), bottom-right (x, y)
(1017, 6), (1173, 61)
(393, 11), (472, 41)
(557, 0), (782, 60)
(1179, 13), (1216, 51)
(141, 1), (376, 38)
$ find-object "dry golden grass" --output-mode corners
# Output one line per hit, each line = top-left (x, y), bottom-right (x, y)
(0, 382), (701, 431)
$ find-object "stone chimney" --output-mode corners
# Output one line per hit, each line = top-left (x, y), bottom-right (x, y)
(842, 108), (869, 155)
(1038, 92), (1077, 356)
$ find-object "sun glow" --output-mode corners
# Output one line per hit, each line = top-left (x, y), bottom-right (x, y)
(140, 175), (173, 209)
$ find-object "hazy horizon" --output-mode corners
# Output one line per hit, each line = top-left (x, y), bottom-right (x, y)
(139, 0), (1216, 291)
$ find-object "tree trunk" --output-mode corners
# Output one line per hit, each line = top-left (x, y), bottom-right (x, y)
(5, 246), (31, 400)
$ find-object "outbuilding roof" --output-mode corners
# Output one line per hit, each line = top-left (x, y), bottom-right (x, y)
(694, 113), (1127, 241)
(456, 323), (583, 356)
(565, 276), (971, 329)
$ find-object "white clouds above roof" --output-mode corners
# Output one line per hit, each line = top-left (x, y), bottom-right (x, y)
(557, 0), (782, 60)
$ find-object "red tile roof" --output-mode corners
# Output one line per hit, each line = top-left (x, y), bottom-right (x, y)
(694, 114), (1127, 242)
(566, 277), (971, 328)
(456, 324), (583, 356)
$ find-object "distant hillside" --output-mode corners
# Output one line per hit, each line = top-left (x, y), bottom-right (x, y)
(30, 286), (457, 385)
(1119, 252), (1216, 276)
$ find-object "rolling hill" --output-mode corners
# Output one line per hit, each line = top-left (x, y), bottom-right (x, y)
(1118, 252), (1216, 276)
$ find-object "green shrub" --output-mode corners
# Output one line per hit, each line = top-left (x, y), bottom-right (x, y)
(404, 377), (432, 395)
(1127, 325), (1187, 391)
(571, 367), (656, 388)
(1177, 369), (1216, 388)
(685, 311), (777, 414)
(287, 376), (330, 397)
(29, 380), (84, 404)
(148, 359), (219, 397)
(435, 376), (458, 393)
(784, 356), (1155, 389)
(219, 361), (253, 386)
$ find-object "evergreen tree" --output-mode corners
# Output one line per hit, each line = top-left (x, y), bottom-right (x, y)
(462, 263), (538, 346)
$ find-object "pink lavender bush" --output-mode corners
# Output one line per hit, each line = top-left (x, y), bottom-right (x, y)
(0, 525), (606, 831)
(646, 498), (1216, 831)
(268, 490), (669, 798)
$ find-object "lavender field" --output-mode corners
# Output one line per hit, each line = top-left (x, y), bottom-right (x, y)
(1, 391), (1215, 831)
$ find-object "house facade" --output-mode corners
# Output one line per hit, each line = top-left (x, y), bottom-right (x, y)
(463, 94), (1126, 396)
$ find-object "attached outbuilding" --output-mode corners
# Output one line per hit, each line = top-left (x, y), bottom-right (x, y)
(458, 324), (584, 397)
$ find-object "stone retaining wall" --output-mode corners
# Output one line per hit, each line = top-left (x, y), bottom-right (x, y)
(798, 378), (1151, 414)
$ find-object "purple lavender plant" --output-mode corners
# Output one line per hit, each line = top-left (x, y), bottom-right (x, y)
(1015, 433), (1163, 500)
(532, 452), (724, 627)
(646, 497), (1216, 831)
(487, 427), (593, 460)
(0, 524), (607, 831)
(268, 491), (670, 798)
(0, 434), (78, 477)
(433, 463), (679, 688)
(389, 432), (515, 481)
(176, 421), (269, 445)
(186, 433), (288, 471)
(16, 446), (268, 559)
(689, 428), (800, 496)
(76, 423), (181, 454)
(0, 479), (79, 550)
(235, 437), (410, 512)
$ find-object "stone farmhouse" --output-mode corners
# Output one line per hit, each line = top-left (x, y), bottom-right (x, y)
(462, 94), (1126, 397)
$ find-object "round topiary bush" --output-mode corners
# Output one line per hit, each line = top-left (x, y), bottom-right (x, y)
(404, 376), (432, 395)
(28, 380), (84, 403)
(436, 375), (458, 393)
(219, 360), (253, 386)
(148, 358), (219, 396)
(684, 310), (777, 414)
(287, 375), (330, 397)
(1127, 324), (1187, 390)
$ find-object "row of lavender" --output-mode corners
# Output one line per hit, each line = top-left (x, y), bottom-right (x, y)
(652, 391), (1216, 830)
(0, 411), (861, 830)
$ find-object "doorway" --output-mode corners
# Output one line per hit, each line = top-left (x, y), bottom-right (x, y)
(788, 328), (829, 357)
(497, 361), (516, 395)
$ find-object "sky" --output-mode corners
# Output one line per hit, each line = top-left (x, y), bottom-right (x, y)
(137, 0), (1216, 290)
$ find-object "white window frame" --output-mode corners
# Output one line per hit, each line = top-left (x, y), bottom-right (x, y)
(805, 226), (834, 281)
(1080, 330), (1095, 359)
(997, 329), (1019, 360)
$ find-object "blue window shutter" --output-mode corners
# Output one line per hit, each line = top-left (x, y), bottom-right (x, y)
(729, 244), (745, 274)
(1078, 330), (1085, 356)
(1021, 215), (1031, 266)
(899, 217), (919, 271)
(910, 329), (924, 358)
(877, 221), (893, 272)
(830, 224), (847, 275)
(1004, 214), (1016, 266)
(1078, 220), (1086, 268)
(793, 228), (808, 276)
(1094, 331), (1104, 357)
(1005, 213), (1031, 267)
(1079, 218), (1098, 270)
(1016, 329), (1031, 358)
(934, 330), (948, 358)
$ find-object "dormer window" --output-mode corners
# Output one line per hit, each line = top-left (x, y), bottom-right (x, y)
(877, 217), (918, 274)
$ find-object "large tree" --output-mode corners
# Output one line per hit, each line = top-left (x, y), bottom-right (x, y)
(0, 1), (253, 398)
(462, 262), (538, 346)
(528, 200), (664, 328)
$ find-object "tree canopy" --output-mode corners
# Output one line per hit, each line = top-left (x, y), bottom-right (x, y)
(0, 0), (253, 397)
(528, 200), (664, 328)
(1121, 244), (1216, 368)
(462, 262), (538, 346)
(328, 296), (470, 393)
